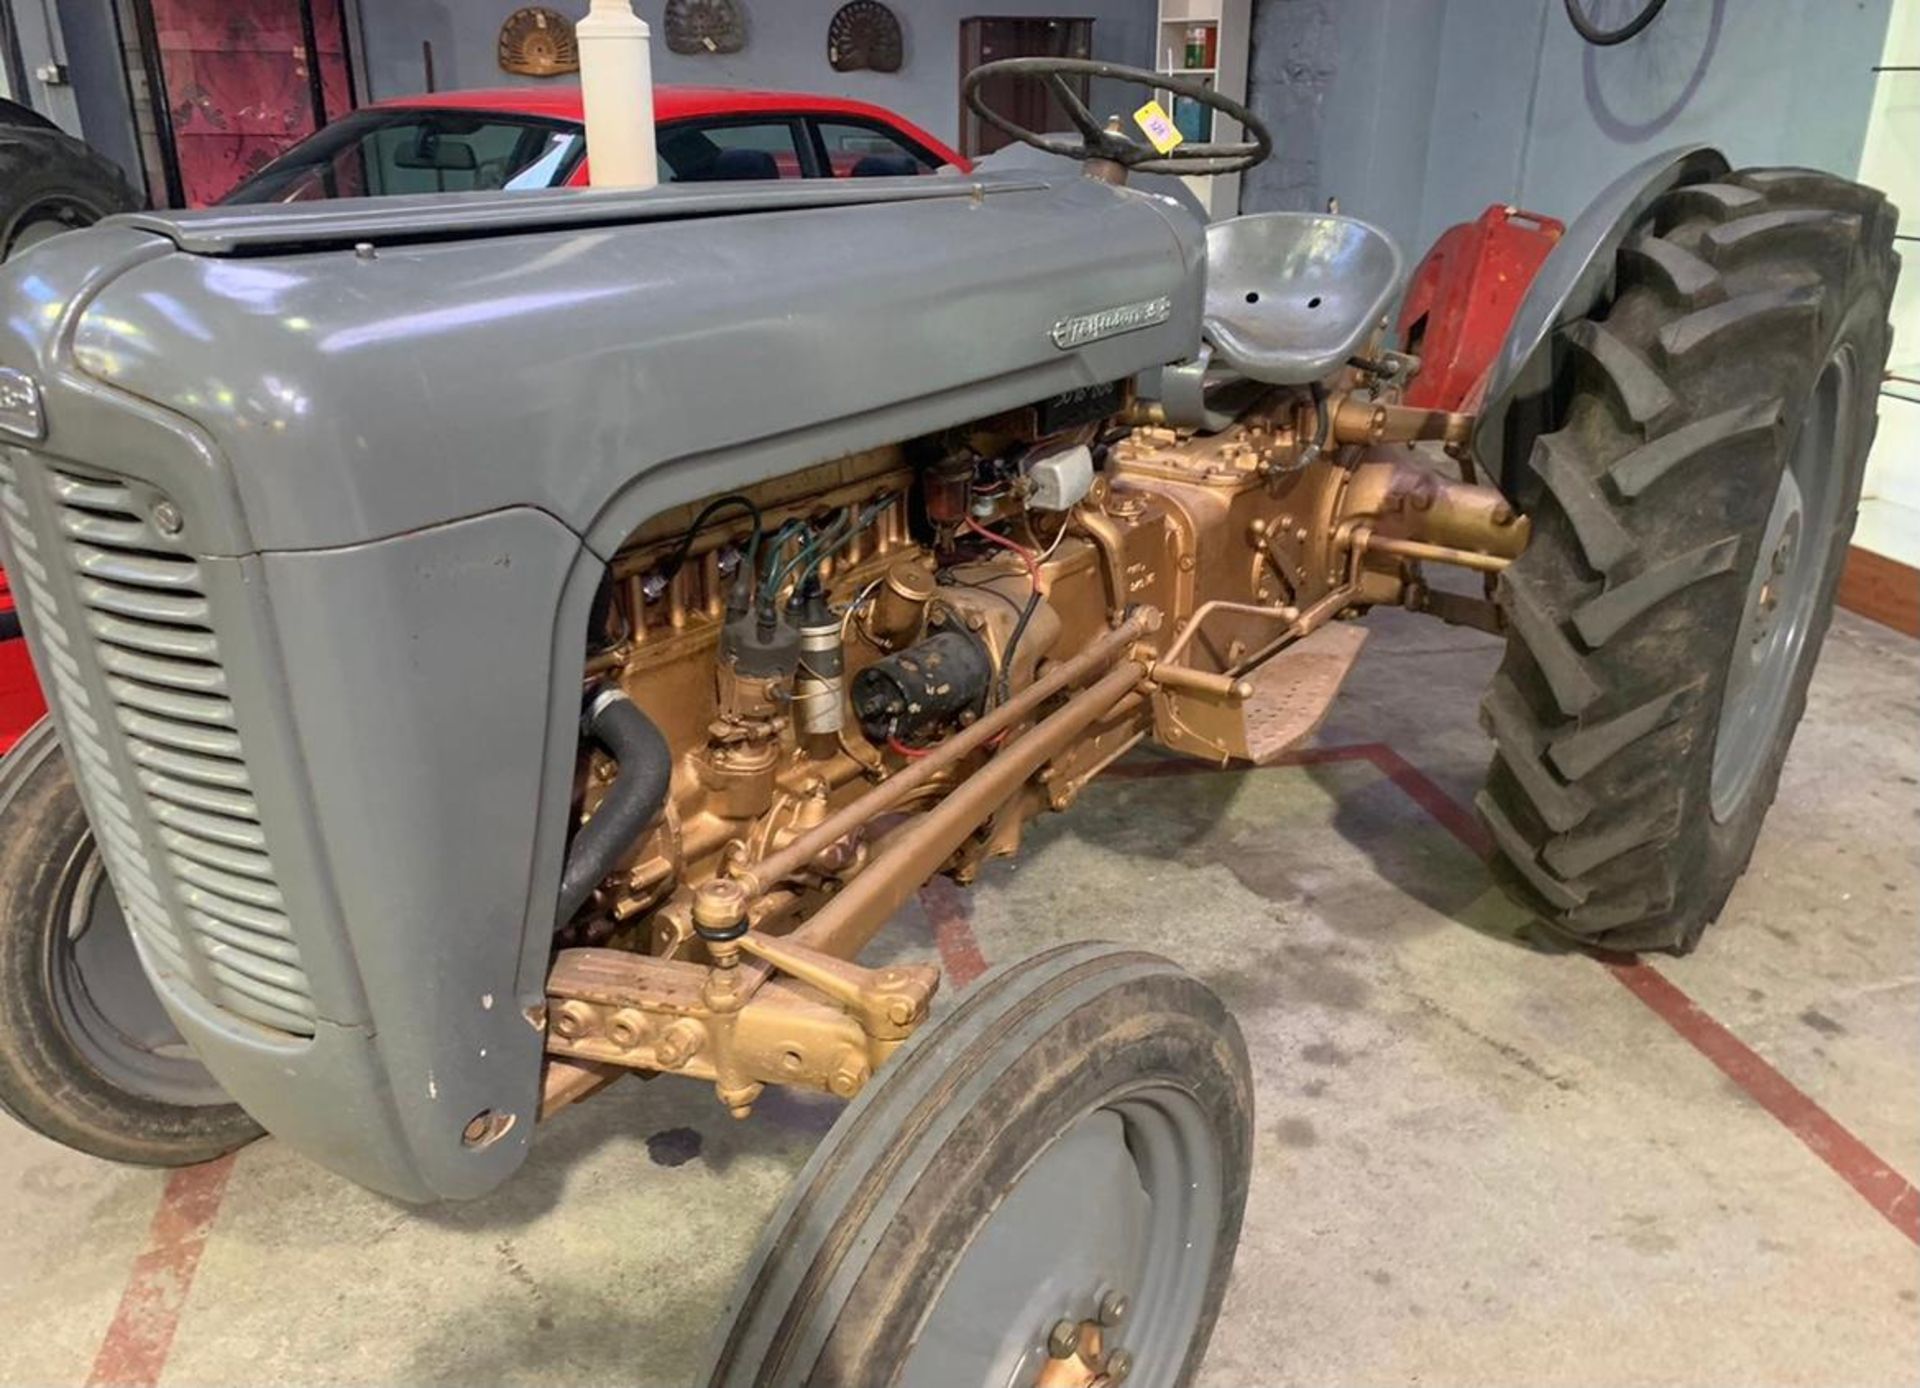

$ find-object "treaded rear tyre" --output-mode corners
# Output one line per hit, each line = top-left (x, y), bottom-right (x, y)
(0, 123), (140, 262)
(1478, 167), (1899, 954)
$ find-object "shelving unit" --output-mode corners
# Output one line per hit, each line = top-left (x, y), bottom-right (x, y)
(1153, 0), (1251, 219)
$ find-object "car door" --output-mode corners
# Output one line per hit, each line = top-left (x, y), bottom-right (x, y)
(652, 115), (819, 183)
(805, 115), (945, 178)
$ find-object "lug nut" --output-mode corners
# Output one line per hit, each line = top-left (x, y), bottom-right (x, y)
(1046, 1318), (1080, 1360)
(1105, 1347), (1134, 1382)
(461, 1109), (515, 1149)
(1097, 1291), (1129, 1327)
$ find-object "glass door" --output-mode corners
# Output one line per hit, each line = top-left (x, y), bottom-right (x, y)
(123, 0), (356, 207)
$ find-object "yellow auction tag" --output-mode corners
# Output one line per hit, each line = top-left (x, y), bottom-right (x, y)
(1132, 99), (1184, 155)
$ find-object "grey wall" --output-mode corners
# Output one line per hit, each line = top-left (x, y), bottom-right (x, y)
(1243, 0), (1896, 261)
(356, 0), (1159, 148)
(1242, 0), (1445, 252)
(5, 0), (86, 132)
(51, 0), (142, 185)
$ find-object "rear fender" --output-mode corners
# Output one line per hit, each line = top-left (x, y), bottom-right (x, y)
(1469, 145), (1730, 493)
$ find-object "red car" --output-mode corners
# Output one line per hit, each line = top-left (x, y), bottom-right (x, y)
(0, 86), (967, 755)
(222, 85), (969, 203)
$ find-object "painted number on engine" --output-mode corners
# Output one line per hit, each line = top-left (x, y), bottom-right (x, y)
(1132, 99), (1183, 155)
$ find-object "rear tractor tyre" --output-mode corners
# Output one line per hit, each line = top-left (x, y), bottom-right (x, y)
(1478, 166), (1899, 953)
(705, 942), (1254, 1387)
(0, 720), (260, 1164)
(0, 121), (140, 263)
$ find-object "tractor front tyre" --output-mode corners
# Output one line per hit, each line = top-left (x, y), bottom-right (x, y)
(1478, 167), (1899, 954)
(704, 943), (1253, 1387)
(0, 720), (260, 1164)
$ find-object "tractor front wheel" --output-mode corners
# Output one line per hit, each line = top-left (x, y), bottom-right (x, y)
(1478, 167), (1899, 953)
(0, 720), (260, 1164)
(704, 942), (1253, 1387)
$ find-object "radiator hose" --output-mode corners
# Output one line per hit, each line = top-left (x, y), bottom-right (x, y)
(555, 684), (673, 927)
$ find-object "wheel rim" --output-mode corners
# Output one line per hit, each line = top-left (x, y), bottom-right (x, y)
(3, 194), (106, 261)
(1709, 349), (1854, 822)
(897, 1084), (1223, 1388)
(48, 837), (227, 1107)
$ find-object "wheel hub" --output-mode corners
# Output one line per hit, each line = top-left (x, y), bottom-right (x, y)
(52, 842), (225, 1106)
(1709, 351), (1853, 823)
(1748, 499), (1802, 647)
(893, 1091), (1220, 1387)
(4, 195), (98, 260)
(1035, 1291), (1135, 1386)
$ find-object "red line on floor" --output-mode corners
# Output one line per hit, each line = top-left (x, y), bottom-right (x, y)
(920, 876), (988, 988)
(1339, 743), (1919, 1247)
(87, 1152), (236, 1388)
(1103, 744), (1377, 780)
(1603, 959), (1920, 1244)
(1102, 741), (1920, 1244)
(1351, 743), (1494, 857)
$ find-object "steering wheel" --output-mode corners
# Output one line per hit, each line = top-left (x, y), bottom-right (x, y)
(962, 58), (1272, 178)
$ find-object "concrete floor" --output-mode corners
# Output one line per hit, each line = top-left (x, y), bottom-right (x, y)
(2, 606), (1915, 1387)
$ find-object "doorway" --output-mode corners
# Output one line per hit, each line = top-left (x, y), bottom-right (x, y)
(117, 0), (356, 207)
(958, 17), (1094, 159)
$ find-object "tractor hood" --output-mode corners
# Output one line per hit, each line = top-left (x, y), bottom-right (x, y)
(0, 172), (1206, 559)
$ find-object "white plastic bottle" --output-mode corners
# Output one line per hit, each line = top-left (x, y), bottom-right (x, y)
(577, 0), (658, 189)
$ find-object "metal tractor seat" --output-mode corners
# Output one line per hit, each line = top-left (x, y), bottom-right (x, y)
(1202, 212), (1405, 384)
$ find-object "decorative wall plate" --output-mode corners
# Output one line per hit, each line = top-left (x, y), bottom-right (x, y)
(664, 0), (747, 55)
(497, 6), (579, 77)
(828, 0), (904, 73)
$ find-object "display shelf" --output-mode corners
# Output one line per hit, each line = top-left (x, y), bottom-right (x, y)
(1153, 0), (1248, 218)
(1156, 0), (1225, 22)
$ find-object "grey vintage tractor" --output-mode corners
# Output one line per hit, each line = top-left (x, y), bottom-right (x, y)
(0, 59), (1897, 1384)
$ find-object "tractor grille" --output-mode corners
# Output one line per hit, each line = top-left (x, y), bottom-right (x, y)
(0, 453), (315, 1036)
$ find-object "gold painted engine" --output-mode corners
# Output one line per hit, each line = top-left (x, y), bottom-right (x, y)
(563, 376), (1523, 1001)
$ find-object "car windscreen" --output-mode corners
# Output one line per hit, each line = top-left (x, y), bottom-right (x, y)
(222, 108), (586, 205)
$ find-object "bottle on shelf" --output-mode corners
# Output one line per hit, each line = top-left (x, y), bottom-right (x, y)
(1184, 24), (1209, 69)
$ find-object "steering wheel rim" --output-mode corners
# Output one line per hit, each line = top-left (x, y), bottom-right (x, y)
(962, 57), (1272, 177)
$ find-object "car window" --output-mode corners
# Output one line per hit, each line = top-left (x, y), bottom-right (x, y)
(657, 120), (808, 182)
(222, 110), (585, 204)
(813, 119), (938, 177)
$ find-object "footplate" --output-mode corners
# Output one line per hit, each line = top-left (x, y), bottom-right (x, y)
(1153, 621), (1369, 765)
(1239, 622), (1369, 761)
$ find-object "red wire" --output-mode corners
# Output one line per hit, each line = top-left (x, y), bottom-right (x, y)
(887, 735), (930, 760)
(961, 515), (1046, 595)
